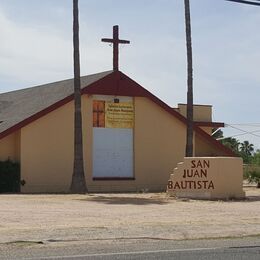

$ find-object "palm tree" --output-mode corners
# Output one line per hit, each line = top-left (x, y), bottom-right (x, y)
(240, 140), (254, 157)
(222, 137), (240, 153)
(70, 0), (87, 193)
(184, 0), (193, 157)
(239, 140), (254, 163)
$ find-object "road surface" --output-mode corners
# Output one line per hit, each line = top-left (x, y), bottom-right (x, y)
(0, 236), (259, 260)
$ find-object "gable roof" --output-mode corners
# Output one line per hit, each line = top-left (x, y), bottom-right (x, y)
(0, 70), (112, 135)
(0, 70), (235, 156)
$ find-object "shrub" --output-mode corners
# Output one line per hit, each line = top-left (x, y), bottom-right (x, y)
(244, 165), (260, 188)
(246, 170), (260, 188)
(0, 160), (20, 193)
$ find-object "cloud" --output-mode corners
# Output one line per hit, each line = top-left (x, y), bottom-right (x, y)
(0, 8), (73, 89)
(0, 1), (259, 149)
(0, 7), (112, 91)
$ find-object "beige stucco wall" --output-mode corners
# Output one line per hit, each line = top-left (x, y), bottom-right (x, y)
(200, 126), (213, 136)
(195, 133), (225, 157)
(133, 97), (186, 190)
(167, 157), (245, 199)
(87, 96), (188, 192)
(178, 104), (212, 122)
(176, 104), (214, 135)
(0, 131), (20, 162)
(20, 102), (74, 192)
(19, 95), (188, 192)
(17, 94), (230, 193)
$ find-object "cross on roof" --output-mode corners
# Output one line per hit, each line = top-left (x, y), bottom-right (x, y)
(101, 25), (130, 71)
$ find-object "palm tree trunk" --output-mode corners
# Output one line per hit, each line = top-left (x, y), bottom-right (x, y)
(70, 0), (87, 193)
(184, 0), (194, 157)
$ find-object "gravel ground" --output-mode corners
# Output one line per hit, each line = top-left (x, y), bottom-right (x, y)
(0, 187), (259, 244)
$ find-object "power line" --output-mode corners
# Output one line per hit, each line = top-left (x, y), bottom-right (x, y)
(227, 123), (260, 127)
(223, 124), (260, 138)
(228, 124), (260, 127)
(217, 130), (260, 140)
(225, 0), (260, 6)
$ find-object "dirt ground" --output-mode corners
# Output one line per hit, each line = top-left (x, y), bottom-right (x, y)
(0, 187), (259, 244)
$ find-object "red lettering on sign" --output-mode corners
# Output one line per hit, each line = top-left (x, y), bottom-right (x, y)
(190, 160), (210, 169)
(167, 181), (173, 189)
(204, 160), (210, 168)
(191, 160), (196, 168)
(208, 181), (214, 189)
(174, 182), (181, 189)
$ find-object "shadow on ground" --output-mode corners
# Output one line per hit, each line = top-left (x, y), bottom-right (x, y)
(245, 194), (260, 202)
(242, 187), (260, 202)
(79, 196), (169, 205)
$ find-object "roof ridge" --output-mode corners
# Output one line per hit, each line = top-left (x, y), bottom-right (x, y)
(0, 70), (113, 96)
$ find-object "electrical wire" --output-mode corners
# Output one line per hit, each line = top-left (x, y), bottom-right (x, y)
(225, 124), (260, 138)
(225, 0), (260, 6)
(217, 130), (260, 140)
(227, 123), (260, 127)
(216, 124), (260, 140)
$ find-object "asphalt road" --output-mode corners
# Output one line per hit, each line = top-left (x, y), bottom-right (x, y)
(0, 236), (259, 260)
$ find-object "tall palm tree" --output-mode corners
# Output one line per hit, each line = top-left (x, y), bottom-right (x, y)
(184, 0), (193, 157)
(222, 137), (240, 153)
(70, 0), (87, 193)
(240, 140), (254, 157)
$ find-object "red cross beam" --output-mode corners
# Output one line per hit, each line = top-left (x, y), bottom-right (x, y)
(102, 25), (130, 71)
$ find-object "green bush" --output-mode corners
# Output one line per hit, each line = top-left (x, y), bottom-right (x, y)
(244, 165), (260, 188)
(0, 160), (20, 193)
(247, 171), (260, 188)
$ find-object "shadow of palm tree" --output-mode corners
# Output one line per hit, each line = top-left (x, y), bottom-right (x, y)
(79, 196), (169, 205)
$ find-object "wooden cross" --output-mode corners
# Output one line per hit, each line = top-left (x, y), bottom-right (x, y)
(93, 101), (105, 127)
(101, 25), (130, 71)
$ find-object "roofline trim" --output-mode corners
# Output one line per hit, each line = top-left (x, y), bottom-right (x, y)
(115, 72), (235, 156)
(0, 95), (73, 140)
(194, 121), (225, 128)
(0, 72), (114, 140)
(0, 70), (236, 157)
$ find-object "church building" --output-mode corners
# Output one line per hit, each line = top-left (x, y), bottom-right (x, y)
(0, 26), (234, 193)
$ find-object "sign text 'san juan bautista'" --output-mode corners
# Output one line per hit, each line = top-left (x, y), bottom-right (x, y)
(167, 159), (215, 190)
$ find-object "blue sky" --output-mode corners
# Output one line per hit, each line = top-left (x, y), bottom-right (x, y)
(0, 0), (260, 149)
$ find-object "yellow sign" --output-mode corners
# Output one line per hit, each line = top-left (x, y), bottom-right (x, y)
(105, 102), (134, 129)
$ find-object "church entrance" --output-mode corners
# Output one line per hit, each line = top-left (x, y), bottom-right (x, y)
(92, 95), (134, 179)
